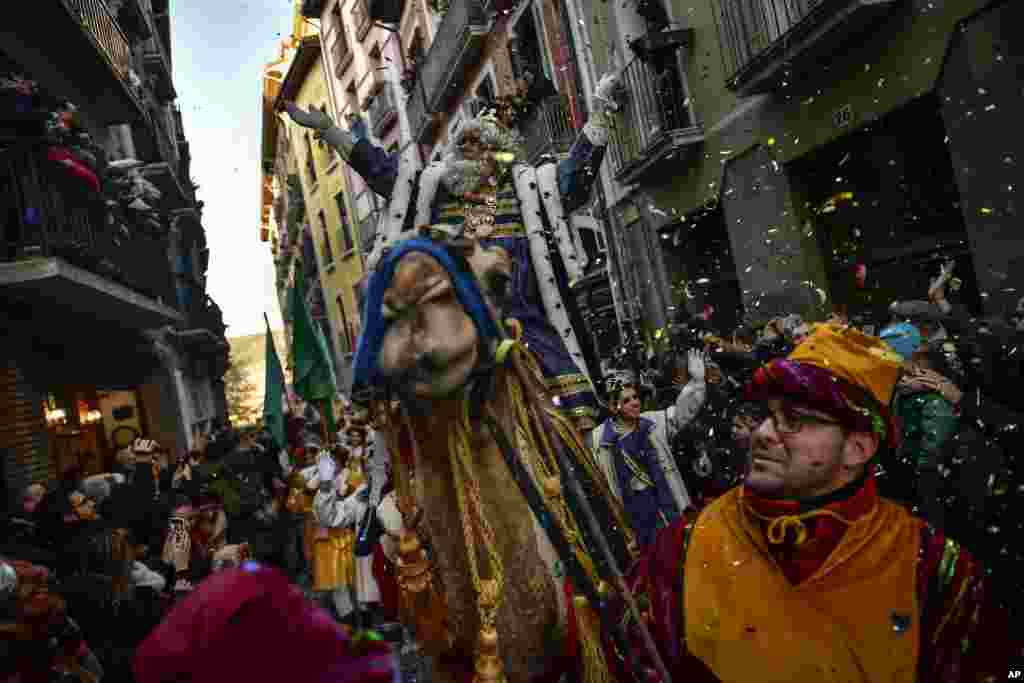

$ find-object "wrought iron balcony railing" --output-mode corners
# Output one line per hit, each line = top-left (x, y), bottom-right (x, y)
(367, 82), (399, 136)
(419, 0), (489, 114)
(108, 0), (153, 41)
(607, 55), (703, 185)
(0, 142), (177, 307)
(65, 0), (133, 79)
(716, 0), (897, 94)
(521, 95), (575, 165)
(464, 97), (488, 119)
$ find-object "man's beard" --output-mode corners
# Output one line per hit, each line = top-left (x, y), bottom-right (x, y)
(441, 158), (489, 196)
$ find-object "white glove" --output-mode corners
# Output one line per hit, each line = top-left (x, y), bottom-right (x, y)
(593, 71), (621, 112)
(317, 452), (337, 483)
(278, 449), (293, 476)
(686, 349), (707, 382)
(299, 464), (319, 483)
(284, 101), (332, 131)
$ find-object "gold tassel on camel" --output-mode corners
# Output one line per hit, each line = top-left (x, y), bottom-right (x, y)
(395, 521), (453, 650)
(449, 401), (508, 683)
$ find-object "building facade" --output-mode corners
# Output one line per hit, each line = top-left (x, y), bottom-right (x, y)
(0, 0), (228, 502)
(349, 0), (623, 361)
(262, 9), (366, 392)
(301, 0), (412, 312)
(573, 0), (1022, 339)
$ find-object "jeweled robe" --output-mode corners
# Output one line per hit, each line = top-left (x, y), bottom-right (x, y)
(346, 126), (605, 419)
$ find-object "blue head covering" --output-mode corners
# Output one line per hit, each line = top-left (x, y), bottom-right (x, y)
(351, 238), (503, 396)
(879, 322), (922, 362)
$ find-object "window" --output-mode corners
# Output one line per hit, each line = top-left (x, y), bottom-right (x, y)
(321, 104), (339, 163)
(331, 4), (352, 75)
(354, 0), (372, 40)
(577, 226), (606, 257)
(304, 134), (317, 183)
(335, 192), (354, 253)
(318, 210), (334, 265)
(336, 294), (355, 354)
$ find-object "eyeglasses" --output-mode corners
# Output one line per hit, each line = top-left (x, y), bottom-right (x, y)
(745, 403), (842, 434)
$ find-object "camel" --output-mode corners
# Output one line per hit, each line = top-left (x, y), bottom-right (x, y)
(352, 237), (637, 683)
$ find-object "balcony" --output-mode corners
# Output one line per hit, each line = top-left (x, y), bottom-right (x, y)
(607, 55), (703, 185)
(184, 293), (228, 341)
(109, 0), (153, 42)
(419, 0), (490, 114)
(0, 0), (144, 126)
(138, 113), (187, 205)
(367, 83), (399, 136)
(717, 0), (898, 96)
(0, 142), (181, 329)
(300, 0), (326, 18)
(143, 35), (177, 102)
(368, 0), (404, 23)
(521, 95), (575, 165)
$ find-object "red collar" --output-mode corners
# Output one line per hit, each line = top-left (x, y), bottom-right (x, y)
(741, 473), (878, 525)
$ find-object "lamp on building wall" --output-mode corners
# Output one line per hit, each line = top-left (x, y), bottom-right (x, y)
(45, 408), (67, 427)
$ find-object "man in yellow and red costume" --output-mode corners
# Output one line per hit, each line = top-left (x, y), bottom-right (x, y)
(612, 323), (1020, 681)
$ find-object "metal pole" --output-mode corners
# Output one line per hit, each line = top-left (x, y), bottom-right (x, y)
(509, 361), (674, 683)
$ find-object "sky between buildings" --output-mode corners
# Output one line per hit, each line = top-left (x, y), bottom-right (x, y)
(170, 0), (295, 335)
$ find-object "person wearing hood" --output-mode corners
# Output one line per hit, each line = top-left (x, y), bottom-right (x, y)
(132, 564), (396, 683)
(878, 322), (961, 529)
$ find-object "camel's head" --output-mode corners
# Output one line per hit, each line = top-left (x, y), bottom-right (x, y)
(352, 238), (512, 401)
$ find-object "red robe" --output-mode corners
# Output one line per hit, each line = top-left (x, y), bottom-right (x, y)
(609, 475), (1021, 681)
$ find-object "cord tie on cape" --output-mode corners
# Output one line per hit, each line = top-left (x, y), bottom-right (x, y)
(495, 318), (525, 365)
(743, 503), (861, 546)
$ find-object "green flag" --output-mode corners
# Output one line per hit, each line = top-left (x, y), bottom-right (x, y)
(289, 270), (337, 432)
(262, 315), (286, 450)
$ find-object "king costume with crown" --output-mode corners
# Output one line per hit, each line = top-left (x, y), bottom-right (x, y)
(284, 72), (623, 424)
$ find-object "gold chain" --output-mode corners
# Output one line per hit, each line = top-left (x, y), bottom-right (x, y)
(462, 184), (499, 239)
(448, 399), (505, 628)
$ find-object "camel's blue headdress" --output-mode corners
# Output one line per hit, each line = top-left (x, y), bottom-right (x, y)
(351, 238), (502, 397)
